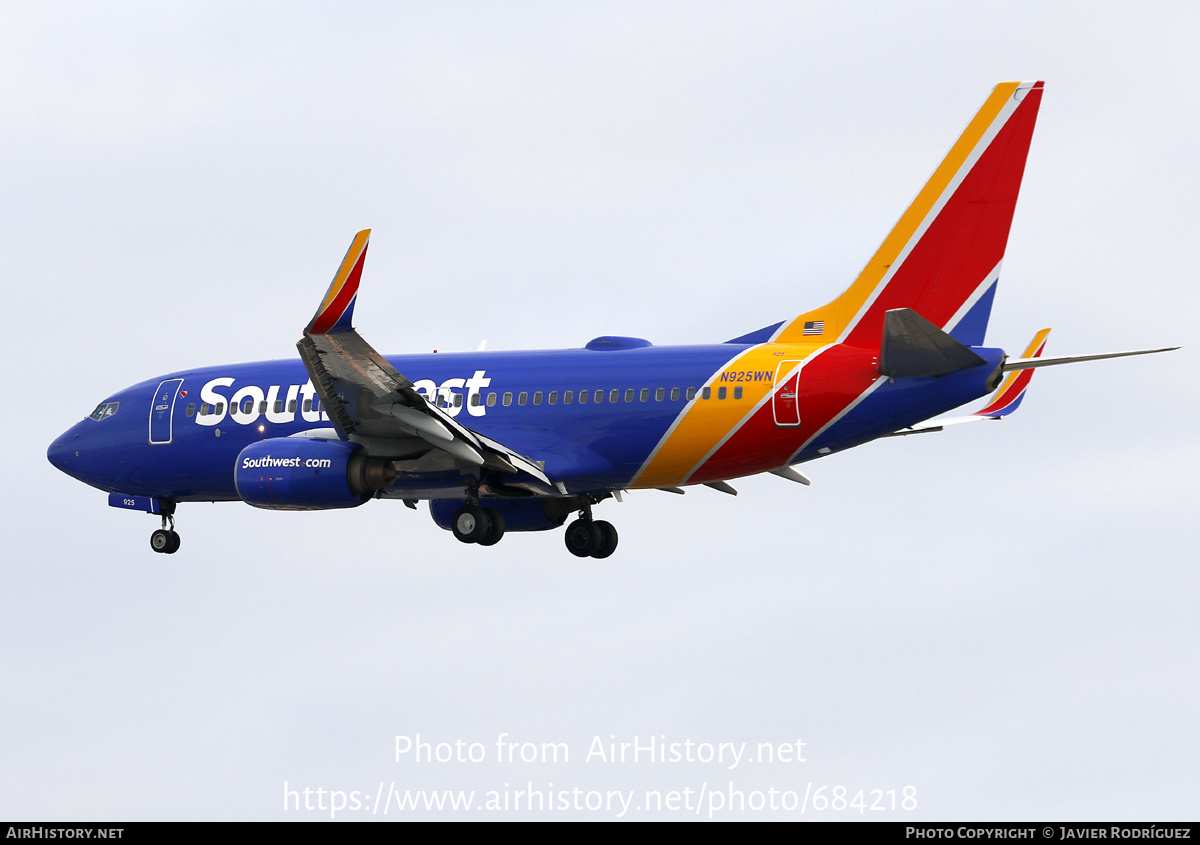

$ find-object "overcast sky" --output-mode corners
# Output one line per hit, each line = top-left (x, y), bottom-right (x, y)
(3, 1), (1197, 821)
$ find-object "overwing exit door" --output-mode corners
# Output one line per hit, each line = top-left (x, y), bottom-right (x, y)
(772, 361), (803, 427)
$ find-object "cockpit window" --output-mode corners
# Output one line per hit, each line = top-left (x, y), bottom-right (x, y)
(88, 402), (119, 421)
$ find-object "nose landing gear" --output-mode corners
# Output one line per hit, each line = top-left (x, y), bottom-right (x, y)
(149, 507), (180, 555)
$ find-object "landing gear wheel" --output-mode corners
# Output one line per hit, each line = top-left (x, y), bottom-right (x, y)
(151, 506), (180, 554)
(477, 509), (506, 546)
(564, 518), (600, 557)
(452, 504), (491, 544)
(150, 529), (172, 554)
(590, 520), (618, 559)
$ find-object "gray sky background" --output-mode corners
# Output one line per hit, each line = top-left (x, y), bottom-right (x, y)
(3, 1), (1197, 820)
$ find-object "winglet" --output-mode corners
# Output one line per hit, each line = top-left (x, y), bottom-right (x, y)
(976, 328), (1050, 417)
(306, 229), (371, 335)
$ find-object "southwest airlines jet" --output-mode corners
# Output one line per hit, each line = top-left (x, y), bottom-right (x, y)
(47, 82), (1175, 557)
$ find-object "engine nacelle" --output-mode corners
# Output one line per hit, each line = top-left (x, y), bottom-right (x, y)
(429, 496), (580, 533)
(235, 437), (396, 510)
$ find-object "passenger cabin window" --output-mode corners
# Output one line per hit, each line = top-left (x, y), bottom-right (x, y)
(215, 402), (224, 415)
(671, 387), (680, 401)
(186, 403), (196, 417)
(718, 386), (727, 400)
(518, 392), (528, 406)
(639, 388), (649, 402)
(594, 389), (604, 404)
(702, 387), (711, 400)
(733, 386), (743, 400)
(548, 391), (558, 405)
(274, 400), (283, 413)
(609, 389), (619, 403)
(533, 391), (543, 405)
(503, 392), (513, 406)
(453, 394), (463, 408)
(487, 393), (497, 407)
(258, 401), (267, 414)
(578, 390), (588, 405)
(303, 398), (312, 412)
(655, 388), (665, 401)
(563, 390), (573, 404)
(623, 388), (632, 403)
(288, 400), (297, 413)
(686, 387), (696, 400)
(199, 404), (209, 416)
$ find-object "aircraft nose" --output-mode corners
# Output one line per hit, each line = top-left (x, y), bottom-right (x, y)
(47, 427), (83, 477)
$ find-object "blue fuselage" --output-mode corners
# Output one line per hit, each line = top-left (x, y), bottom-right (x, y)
(48, 342), (1005, 502)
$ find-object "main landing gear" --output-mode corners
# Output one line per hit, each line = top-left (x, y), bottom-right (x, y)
(564, 501), (618, 559)
(451, 503), (507, 547)
(149, 508), (180, 555)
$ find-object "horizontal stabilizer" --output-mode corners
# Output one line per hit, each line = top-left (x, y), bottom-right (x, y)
(885, 414), (1000, 437)
(878, 308), (986, 378)
(1002, 346), (1178, 371)
(887, 327), (1052, 435)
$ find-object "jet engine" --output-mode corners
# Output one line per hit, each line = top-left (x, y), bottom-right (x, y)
(235, 437), (396, 510)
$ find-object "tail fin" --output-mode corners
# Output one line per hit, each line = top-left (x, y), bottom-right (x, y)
(306, 229), (371, 335)
(772, 81), (1044, 347)
(976, 328), (1050, 417)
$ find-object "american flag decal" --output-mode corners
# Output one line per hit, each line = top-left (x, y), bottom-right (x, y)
(803, 320), (825, 336)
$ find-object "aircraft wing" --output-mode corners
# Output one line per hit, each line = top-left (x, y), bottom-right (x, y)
(294, 230), (551, 487)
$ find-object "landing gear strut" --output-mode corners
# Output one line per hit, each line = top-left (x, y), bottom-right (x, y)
(563, 499), (618, 559)
(150, 508), (180, 554)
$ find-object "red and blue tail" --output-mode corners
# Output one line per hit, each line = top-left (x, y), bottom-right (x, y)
(770, 81), (1045, 348)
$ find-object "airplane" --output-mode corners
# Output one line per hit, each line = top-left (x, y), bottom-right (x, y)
(47, 80), (1177, 558)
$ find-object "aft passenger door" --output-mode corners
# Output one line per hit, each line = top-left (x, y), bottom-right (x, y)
(772, 361), (803, 427)
(148, 378), (184, 444)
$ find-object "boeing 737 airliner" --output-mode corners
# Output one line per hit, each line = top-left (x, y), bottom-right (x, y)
(47, 81), (1175, 557)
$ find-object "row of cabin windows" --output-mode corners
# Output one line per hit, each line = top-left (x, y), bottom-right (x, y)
(182, 387), (746, 418)
(186, 398), (322, 417)
(480, 385), (742, 407)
